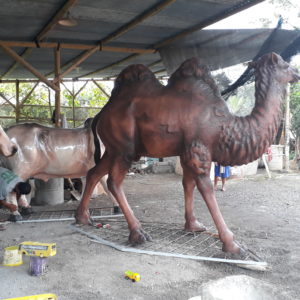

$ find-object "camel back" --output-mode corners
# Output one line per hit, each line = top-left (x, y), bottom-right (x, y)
(167, 57), (221, 97)
(111, 64), (161, 97)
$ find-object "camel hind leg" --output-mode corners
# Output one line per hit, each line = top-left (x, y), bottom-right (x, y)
(107, 155), (151, 245)
(76, 151), (111, 225)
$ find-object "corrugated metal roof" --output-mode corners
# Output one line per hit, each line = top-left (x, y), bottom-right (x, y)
(0, 0), (266, 79)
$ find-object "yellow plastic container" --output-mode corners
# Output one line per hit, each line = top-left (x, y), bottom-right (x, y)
(2, 245), (23, 267)
(3, 294), (57, 300)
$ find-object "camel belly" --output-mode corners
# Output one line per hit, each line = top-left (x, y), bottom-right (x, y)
(138, 129), (182, 157)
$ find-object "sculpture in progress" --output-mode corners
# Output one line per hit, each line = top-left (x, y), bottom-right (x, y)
(1, 122), (118, 220)
(76, 52), (299, 253)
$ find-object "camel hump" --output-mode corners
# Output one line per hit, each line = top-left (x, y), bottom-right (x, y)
(112, 64), (158, 96)
(116, 64), (156, 83)
(168, 57), (221, 96)
(170, 57), (210, 80)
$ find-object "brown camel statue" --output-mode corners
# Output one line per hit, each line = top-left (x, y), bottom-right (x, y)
(76, 52), (299, 254)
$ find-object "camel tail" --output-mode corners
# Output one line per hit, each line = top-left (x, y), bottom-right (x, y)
(91, 118), (101, 164)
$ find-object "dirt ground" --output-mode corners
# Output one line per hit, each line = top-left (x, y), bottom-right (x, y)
(0, 170), (300, 300)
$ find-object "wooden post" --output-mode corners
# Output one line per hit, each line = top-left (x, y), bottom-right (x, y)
(72, 81), (76, 128)
(284, 85), (290, 171)
(54, 46), (61, 127)
(16, 80), (20, 123)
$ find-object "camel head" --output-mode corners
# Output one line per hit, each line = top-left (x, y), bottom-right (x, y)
(250, 52), (300, 84)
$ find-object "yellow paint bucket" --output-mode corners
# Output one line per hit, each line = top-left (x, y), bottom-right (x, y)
(2, 245), (23, 266)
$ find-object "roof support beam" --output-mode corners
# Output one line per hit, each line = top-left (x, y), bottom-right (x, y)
(1, 0), (78, 79)
(52, 0), (175, 79)
(0, 44), (58, 91)
(80, 0), (264, 78)
(0, 41), (155, 54)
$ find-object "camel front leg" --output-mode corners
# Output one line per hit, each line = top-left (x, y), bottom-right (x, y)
(76, 152), (110, 225)
(107, 157), (151, 245)
(181, 158), (206, 232)
(195, 174), (241, 254)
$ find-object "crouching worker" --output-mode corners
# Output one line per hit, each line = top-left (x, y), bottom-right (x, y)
(0, 167), (32, 221)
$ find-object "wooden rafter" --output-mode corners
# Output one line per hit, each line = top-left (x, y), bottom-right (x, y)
(80, 0), (264, 78)
(0, 45), (58, 91)
(0, 41), (155, 54)
(1, 0), (78, 79)
(101, 0), (177, 44)
(48, 0), (175, 79)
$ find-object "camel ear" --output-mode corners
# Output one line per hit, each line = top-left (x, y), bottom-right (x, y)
(271, 52), (279, 64)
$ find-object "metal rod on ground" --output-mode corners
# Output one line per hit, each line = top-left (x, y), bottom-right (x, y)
(17, 214), (124, 223)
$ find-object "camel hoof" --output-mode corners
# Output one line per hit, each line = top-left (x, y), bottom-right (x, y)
(20, 207), (33, 216)
(129, 228), (152, 246)
(75, 208), (93, 225)
(185, 220), (207, 232)
(8, 214), (23, 222)
(222, 241), (242, 254)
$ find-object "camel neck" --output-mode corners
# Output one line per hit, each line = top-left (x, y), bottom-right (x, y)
(216, 76), (286, 166)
